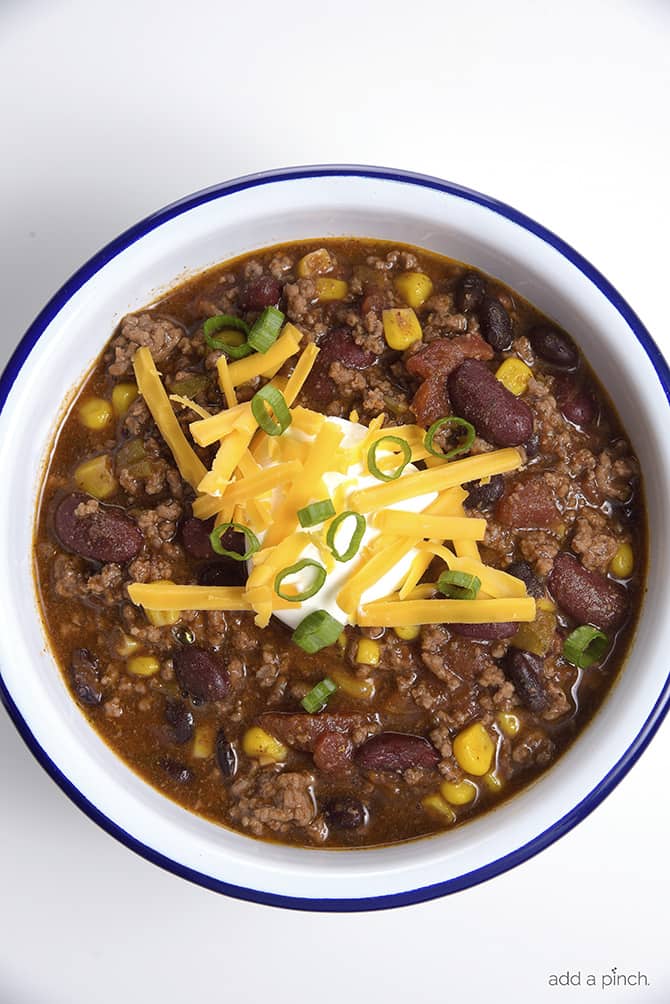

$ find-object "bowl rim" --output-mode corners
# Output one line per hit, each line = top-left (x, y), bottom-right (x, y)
(1, 163), (669, 912)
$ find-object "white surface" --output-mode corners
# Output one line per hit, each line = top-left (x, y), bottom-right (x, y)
(0, 0), (668, 1000)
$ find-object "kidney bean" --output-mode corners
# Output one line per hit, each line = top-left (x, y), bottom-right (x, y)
(455, 270), (486, 313)
(496, 476), (559, 530)
(181, 516), (215, 559)
(305, 328), (376, 403)
(55, 493), (143, 563)
(448, 359), (534, 447)
(164, 698), (194, 744)
(355, 732), (439, 772)
(506, 560), (544, 598)
(504, 650), (548, 712)
(324, 796), (367, 830)
(450, 622), (519, 640)
(69, 648), (103, 707)
(480, 296), (513, 351)
(157, 758), (193, 784)
(215, 728), (238, 779)
(174, 647), (229, 702)
(240, 275), (281, 311)
(259, 712), (375, 751)
(313, 731), (354, 773)
(463, 473), (504, 511)
(198, 559), (247, 587)
(530, 326), (578, 368)
(547, 552), (628, 633)
(553, 376), (596, 426)
(361, 288), (387, 315)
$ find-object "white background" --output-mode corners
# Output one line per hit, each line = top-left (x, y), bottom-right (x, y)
(1, 1), (669, 1001)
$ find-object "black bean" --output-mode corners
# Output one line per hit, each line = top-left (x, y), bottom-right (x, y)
(55, 493), (143, 563)
(463, 473), (504, 510)
(505, 650), (548, 713)
(480, 297), (512, 351)
(215, 729), (238, 779)
(455, 271), (486, 313)
(530, 326), (578, 368)
(157, 758), (193, 784)
(324, 796), (367, 830)
(448, 359), (534, 447)
(198, 558), (247, 588)
(524, 432), (540, 458)
(181, 516), (215, 559)
(355, 733), (440, 772)
(506, 560), (544, 598)
(69, 648), (103, 707)
(164, 698), (195, 744)
(174, 647), (229, 702)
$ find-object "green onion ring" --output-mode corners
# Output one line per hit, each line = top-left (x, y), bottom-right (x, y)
(367, 435), (412, 482)
(251, 385), (292, 436)
(292, 610), (345, 654)
(274, 559), (327, 603)
(209, 522), (260, 561)
(297, 499), (336, 528)
(425, 416), (476, 459)
(203, 315), (253, 358)
(563, 625), (609, 668)
(300, 677), (338, 713)
(248, 306), (285, 353)
(437, 570), (481, 600)
(326, 511), (366, 562)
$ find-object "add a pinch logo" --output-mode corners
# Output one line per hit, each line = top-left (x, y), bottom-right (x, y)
(548, 968), (651, 990)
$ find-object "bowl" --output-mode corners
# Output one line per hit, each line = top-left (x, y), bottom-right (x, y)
(1, 165), (669, 911)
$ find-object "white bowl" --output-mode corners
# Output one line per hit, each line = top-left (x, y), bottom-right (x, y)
(1, 166), (668, 911)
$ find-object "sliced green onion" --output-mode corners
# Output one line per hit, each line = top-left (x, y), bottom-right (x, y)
(203, 315), (253, 359)
(251, 385), (292, 437)
(274, 559), (327, 602)
(297, 499), (336, 528)
(301, 677), (338, 713)
(437, 570), (481, 600)
(326, 511), (366, 562)
(292, 610), (345, 654)
(563, 625), (609, 668)
(367, 435), (412, 482)
(248, 306), (285, 353)
(425, 416), (476, 459)
(209, 522), (260, 561)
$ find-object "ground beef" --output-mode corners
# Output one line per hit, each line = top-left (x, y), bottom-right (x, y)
(52, 554), (125, 606)
(570, 507), (621, 573)
(107, 314), (184, 376)
(519, 531), (561, 575)
(229, 770), (317, 836)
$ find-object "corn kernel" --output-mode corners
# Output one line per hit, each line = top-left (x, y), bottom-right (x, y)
(78, 397), (113, 430)
(394, 625), (421, 641)
(440, 779), (477, 805)
(192, 725), (215, 759)
(337, 631), (347, 650)
(111, 382), (139, 417)
(74, 454), (117, 499)
(330, 668), (375, 700)
(497, 711), (521, 738)
(116, 632), (141, 657)
(393, 272), (434, 309)
(355, 638), (381, 666)
(242, 726), (287, 764)
(146, 608), (180, 627)
(382, 308), (423, 351)
(422, 793), (457, 824)
(314, 277), (349, 302)
(127, 655), (160, 677)
(453, 722), (495, 776)
(483, 771), (504, 794)
(537, 597), (556, 612)
(297, 248), (334, 277)
(349, 409), (360, 423)
(495, 357), (533, 396)
(610, 542), (634, 579)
